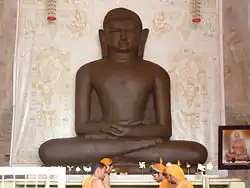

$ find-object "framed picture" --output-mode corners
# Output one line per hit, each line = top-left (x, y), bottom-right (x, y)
(218, 125), (250, 169)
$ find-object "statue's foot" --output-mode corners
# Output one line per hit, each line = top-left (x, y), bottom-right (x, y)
(122, 140), (208, 165)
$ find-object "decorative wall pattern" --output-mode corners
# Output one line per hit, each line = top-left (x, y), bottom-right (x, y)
(0, 0), (16, 166)
(0, 0), (248, 184)
(10, 0), (224, 174)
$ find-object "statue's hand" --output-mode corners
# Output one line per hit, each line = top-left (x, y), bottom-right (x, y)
(118, 120), (143, 126)
(101, 124), (131, 137)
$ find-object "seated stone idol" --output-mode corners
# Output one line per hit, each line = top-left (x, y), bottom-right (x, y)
(226, 131), (249, 162)
(39, 8), (208, 169)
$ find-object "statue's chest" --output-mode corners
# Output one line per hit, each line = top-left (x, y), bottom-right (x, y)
(94, 70), (153, 93)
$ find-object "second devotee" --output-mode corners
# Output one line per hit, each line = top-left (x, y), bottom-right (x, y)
(164, 164), (193, 188)
(150, 163), (169, 188)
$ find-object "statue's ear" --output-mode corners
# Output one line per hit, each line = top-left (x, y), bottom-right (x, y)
(99, 29), (108, 58)
(138, 29), (149, 58)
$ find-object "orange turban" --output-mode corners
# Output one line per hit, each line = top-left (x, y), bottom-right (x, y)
(165, 164), (185, 181)
(151, 163), (166, 173)
(100, 158), (113, 166)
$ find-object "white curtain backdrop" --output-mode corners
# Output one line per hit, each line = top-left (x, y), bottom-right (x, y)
(10, 0), (225, 174)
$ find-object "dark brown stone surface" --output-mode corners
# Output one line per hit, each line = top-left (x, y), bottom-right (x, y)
(38, 8), (208, 171)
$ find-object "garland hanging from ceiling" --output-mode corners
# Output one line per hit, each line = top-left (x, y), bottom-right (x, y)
(47, 0), (56, 22)
(192, 0), (201, 23)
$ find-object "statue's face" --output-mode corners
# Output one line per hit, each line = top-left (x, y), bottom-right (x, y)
(104, 19), (141, 52)
(234, 132), (240, 139)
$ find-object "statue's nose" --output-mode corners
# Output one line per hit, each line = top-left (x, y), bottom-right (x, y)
(120, 31), (127, 40)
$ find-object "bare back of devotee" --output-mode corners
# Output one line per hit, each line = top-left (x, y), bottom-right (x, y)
(38, 7), (208, 173)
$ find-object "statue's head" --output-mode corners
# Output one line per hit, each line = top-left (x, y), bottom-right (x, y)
(99, 8), (149, 58)
(233, 131), (241, 139)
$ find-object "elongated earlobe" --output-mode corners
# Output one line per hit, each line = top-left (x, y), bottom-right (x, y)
(99, 29), (108, 58)
(138, 29), (149, 58)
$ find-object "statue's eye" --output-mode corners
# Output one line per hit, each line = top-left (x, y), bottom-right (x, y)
(126, 30), (136, 34)
(109, 29), (121, 33)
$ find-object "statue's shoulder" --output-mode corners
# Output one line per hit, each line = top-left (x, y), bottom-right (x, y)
(76, 59), (104, 74)
(142, 60), (170, 78)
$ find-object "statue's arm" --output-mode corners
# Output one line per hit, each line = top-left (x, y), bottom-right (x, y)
(242, 139), (247, 153)
(153, 69), (172, 139)
(129, 68), (172, 139)
(229, 141), (234, 153)
(75, 66), (92, 135)
(75, 66), (112, 135)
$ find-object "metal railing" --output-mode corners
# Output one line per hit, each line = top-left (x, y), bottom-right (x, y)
(0, 167), (66, 188)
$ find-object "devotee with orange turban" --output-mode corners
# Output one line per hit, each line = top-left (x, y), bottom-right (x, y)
(82, 162), (107, 188)
(100, 158), (114, 188)
(150, 163), (170, 188)
(164, 164), (193, 188)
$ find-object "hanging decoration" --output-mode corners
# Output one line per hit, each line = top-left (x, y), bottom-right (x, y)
(47, 0), (57, 22)
(191, 0), (201, 23)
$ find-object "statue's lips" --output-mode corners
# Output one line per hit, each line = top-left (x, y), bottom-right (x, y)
(118, 42), (129, 48)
